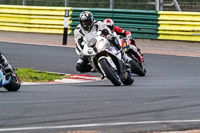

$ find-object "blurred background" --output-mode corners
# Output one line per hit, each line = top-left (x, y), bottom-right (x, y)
(0, 0), (199, 12)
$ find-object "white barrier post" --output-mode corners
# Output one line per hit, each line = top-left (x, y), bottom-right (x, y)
(23, 0), (27, 5)
(155, 0), (160, 11)
(65, 0), (69, 7)
(110, 0), (114, 9)
(63, 10), (69, 45)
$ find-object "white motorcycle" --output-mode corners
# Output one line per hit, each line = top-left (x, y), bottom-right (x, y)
(81, 32), (134, 86)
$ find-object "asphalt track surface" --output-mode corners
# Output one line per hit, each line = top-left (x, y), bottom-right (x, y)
(0, 42), (200, 133)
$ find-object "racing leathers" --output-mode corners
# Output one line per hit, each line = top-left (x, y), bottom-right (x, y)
(74, 20), (113, 72)
(112, 26), (143, 56)
(0, 51), (14, 76)
(113, 26), (136, 46)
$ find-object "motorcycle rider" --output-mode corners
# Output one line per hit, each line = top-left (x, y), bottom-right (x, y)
(103, 18), (145, 74)
(0, 51), (13, 78)
(0, 52), (9, 68)
(74, 11), (131, 73)
(103, 18), (141, 50)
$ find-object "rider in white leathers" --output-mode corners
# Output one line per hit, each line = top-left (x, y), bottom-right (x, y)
(74, 11), (110, 72)
(74, 11), (130, 73)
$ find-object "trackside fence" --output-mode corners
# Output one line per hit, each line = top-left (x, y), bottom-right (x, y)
(70, 8), (159, 39)
(0, 5), (199, 42)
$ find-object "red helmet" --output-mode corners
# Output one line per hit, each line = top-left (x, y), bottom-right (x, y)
(103, 18), (114, 31)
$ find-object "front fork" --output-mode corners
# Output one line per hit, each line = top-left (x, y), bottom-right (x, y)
(93, 53), (126, 80)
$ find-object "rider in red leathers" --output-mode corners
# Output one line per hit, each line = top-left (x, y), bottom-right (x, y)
(103, 18), (146, 76)
(103, 18), (137, 47)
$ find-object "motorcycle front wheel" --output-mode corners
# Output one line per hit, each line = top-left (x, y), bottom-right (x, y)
(99, 58), (121, 86)
(4, 73), (21, 91)
(122, 71), (134, 85)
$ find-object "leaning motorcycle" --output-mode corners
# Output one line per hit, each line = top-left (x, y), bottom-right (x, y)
(120, 38), (146, 76)
(81, 32), (134, 86)
(0, 64), (21, 91)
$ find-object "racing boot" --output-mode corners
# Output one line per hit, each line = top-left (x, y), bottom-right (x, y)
(120, 49), (132, 66)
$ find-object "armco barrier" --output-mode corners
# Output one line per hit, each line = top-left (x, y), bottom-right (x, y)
(0, 5), (72, 34)
(0, 5), (200, 42)
(158, 11), (200, 42)
(71, 8), (159, 39)
(0, 5), (159, 39)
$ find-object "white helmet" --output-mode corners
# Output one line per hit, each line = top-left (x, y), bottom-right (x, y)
(103, 18), (114, 31)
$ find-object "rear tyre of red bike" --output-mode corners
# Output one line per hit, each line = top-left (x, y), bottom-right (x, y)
(129, 54), (146, 76)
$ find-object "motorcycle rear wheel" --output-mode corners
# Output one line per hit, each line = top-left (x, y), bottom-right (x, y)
(99, 58), (121, 86)
(4, 73), (21, 91)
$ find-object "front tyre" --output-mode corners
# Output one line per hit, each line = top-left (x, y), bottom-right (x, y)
(4, 73), (21, 91)
(122, 71), (134, 85)
(99, 58), (121, 86)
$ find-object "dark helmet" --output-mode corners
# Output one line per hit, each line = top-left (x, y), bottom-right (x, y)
(79, 11), (94, 31)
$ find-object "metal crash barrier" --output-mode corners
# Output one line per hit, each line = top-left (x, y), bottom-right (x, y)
(158, 11), (200, 42)
(0, 5), (72, 34)
(70, 8), (159, 39)
(0, 5), (200, 42)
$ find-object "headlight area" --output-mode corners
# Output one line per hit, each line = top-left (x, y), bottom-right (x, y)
(96, 39), (110, 51)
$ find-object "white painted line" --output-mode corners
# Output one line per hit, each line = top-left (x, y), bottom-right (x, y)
(1, 119), (200, 132)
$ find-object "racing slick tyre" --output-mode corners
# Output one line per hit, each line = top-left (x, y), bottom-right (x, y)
(122, 71), (134, 85)
(99, 58), (121, 86)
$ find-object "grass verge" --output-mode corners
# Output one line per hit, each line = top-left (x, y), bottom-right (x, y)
(16, 68), (70, 82)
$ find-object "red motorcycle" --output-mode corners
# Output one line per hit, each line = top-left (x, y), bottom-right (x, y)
(121, 38), (146, 76)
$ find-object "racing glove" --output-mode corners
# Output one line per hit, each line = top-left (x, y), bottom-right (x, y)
(106, 34), (122, 50)
(126, 34), (133, 40)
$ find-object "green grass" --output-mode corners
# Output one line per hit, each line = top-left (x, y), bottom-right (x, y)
(16, 68), (70, 82)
